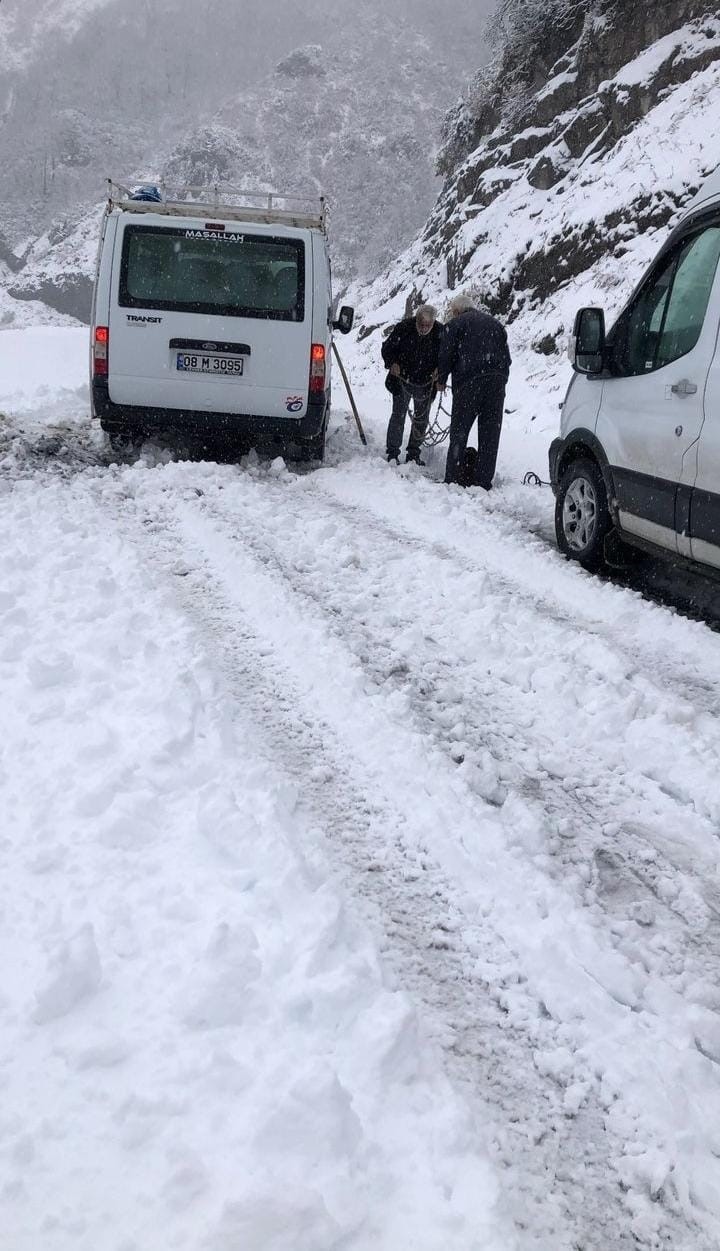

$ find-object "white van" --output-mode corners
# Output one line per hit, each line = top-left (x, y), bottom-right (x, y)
(551, 166), (720, 575)
(90, 181), (354, 459)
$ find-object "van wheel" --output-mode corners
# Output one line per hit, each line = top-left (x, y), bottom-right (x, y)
(555, 457), (611, 569)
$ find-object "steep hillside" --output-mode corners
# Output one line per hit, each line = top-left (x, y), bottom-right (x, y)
(165, 23), (447, 287)
(356, 1), (720, 359)
(0, 0), (491, 321)
(7, 17), (443, 321)
(6, 205), (104, 324)
(0, 0), (318, 245)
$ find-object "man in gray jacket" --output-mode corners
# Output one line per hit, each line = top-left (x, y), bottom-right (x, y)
(438, 293), (511, 488)
(381, 304), (442, 464)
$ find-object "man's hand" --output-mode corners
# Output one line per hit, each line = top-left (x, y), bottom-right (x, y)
(389, 362), (401, 377)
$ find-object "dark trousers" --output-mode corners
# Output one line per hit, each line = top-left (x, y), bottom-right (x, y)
(386, 381), (433, 459)
(444, 373), (506, 488)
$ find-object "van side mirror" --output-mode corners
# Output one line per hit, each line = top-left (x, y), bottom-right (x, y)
(571, 307), (605, 375)
(333, 305), (354, 335)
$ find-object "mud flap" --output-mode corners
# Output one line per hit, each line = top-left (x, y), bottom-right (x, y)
(603, 528), (634, 569)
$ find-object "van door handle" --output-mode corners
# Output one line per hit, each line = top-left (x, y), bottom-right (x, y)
(671, 379), (698, 396)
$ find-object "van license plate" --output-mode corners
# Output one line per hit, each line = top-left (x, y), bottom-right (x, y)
(176, 353), (244, 376)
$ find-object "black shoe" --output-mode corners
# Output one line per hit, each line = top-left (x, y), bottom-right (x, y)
(386, 451), (400, 464)
(405, 452), (426, 466)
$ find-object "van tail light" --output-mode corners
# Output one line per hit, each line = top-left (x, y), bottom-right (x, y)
(309, 343), (326, 395)
(93, 326), (109, 378)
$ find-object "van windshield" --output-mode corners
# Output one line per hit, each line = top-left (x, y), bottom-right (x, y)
(119, 225), (305, 322)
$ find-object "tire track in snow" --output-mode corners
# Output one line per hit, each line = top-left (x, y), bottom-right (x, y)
(315, 469), (720, 716)
(192, 475), (720, 952)
(11, 442), (720, 1240)
(8, 418), (720, 695)
(110, 466), (720, 1250)
(103, 473), (668, 1251)
(152, 471), (720, 1234)
(12, 439), (720, 919)
(304, 475), (720, 913)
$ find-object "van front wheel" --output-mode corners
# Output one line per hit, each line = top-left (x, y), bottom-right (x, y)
(555, 457), (611, 570)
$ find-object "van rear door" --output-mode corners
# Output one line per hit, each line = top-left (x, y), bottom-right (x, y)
(107, 217), (312, 420)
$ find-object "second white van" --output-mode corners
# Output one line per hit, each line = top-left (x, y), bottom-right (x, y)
(551, 165), (720, 578)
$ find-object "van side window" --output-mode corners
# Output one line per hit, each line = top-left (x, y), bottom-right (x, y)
(656, 227), (720, 367)
(610, 222), (720, 377)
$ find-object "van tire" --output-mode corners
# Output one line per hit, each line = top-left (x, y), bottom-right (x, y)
(555, 457), (611, 570)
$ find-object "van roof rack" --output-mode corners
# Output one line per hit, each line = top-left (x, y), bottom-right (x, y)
(106, 179), (328, 233)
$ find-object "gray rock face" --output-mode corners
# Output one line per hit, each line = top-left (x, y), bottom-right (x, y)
(0, 236), (25, 274)
(275, 46), (326, 79)
(527, 156), (563, 191)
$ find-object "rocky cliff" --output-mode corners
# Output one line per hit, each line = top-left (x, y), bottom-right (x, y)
(360, 0), (720, 357)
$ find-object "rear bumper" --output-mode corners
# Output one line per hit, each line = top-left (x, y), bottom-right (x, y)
(92, 380), (328, 442)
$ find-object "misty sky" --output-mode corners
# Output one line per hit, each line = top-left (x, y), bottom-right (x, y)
(2, 0), (498, 70)
(0, 0), (499, 278)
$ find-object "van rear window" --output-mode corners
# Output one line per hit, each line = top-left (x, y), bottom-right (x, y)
(119, 225), (305, 322)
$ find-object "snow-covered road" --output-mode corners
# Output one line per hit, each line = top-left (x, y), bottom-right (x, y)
(3, 328), (720, 1250)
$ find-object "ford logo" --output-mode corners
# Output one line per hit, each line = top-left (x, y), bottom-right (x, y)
(202, 342), (218, 350)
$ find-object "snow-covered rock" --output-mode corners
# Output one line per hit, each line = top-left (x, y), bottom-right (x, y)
(355, 1), (720, 360)
(7, 204), (103, 323)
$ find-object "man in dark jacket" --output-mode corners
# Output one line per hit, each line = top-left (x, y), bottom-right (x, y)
(382, 304), (442, 463)
(438, 294), (511, 489)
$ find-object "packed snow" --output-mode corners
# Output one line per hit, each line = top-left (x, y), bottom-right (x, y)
(3, 322), (720, 1250)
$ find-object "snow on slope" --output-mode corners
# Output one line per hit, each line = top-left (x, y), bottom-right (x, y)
(8, 17), (449, 319)
(0, 1), (489, 312)
(8, 204), (104, 322)
(0, 278), (80, 331)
